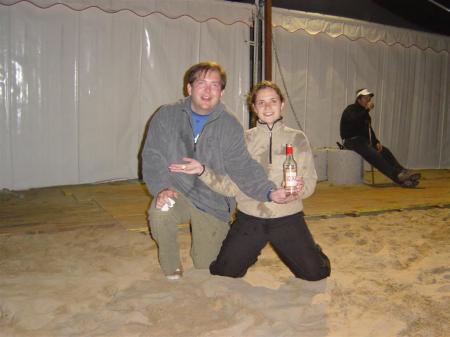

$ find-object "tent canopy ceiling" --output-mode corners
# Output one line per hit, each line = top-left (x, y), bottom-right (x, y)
(227, 0), (450, 36)
(0, 0), (254, 25)
(272, 8), (450, 53)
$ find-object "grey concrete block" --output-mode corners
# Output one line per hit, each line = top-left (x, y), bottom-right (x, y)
(328, 149), (363, 185)
(312, 148), (328, 181)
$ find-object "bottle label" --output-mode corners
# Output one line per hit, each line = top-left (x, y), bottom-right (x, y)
(284, 170), (297, 187)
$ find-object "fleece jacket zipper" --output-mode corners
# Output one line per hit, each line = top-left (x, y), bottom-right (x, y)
(187, 112), (231, 214)
(267, 124), (274, 164)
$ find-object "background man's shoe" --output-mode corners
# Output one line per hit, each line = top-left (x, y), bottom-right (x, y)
(401, 179), (419, 188)
(398, 171), (421, 183)
(408, 173), (421, 181)
(401, 170), (421, 181)
(397, 171), (410, 182)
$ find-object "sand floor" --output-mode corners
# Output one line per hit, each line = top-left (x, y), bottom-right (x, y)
(0, 170), (449, 337)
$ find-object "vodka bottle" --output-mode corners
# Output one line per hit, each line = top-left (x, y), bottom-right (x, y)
(283, 144), (297, 196)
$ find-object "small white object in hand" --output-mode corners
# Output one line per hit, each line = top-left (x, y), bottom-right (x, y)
(161, 197), (175, 212)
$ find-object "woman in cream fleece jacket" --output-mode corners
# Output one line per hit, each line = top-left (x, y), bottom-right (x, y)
(169, 81), (330, 280)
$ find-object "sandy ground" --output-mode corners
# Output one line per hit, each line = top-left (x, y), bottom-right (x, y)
(1, 205), (449, 337)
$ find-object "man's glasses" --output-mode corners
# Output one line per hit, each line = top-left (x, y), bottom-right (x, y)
(193, 80), (222, 91)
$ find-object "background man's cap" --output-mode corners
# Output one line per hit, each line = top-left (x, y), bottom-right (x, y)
(356, 89), (374, 98)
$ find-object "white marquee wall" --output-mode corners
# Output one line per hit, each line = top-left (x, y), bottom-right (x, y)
(1, 1), (449, 190)
(272, 9), (450, 170)
(0, 0), (252, 190)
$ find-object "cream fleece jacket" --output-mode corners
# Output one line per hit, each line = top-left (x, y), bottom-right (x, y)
(200, 119), (317, 218)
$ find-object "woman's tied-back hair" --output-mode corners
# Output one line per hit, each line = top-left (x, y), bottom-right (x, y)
(247, 81), (285, 113)
(183, 61), (227, 96)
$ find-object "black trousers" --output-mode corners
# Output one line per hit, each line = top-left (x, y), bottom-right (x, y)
(210, 211), (331, 281)
(344, 137), (404, 183)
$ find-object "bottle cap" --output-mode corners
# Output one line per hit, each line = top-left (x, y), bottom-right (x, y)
(286, 144), (293, 155)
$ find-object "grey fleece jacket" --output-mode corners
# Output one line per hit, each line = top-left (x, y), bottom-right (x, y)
(142, 97), (276, 222)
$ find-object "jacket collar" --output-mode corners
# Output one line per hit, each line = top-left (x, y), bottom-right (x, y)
(182, 96), (225, 121)
(256, 117), (283, 131)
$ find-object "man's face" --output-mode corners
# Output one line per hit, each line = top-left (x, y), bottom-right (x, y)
(357, 95), (374, 110)
(187, 70), (223, 115)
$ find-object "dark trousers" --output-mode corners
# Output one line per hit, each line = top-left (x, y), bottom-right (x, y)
(210, 211), (331, 281)
(344, 137), (404, 183)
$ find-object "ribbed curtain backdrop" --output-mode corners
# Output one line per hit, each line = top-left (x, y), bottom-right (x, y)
(272, 8), (450, 172)
(0, 1), (449, 190)
(0, 0), (252, 190)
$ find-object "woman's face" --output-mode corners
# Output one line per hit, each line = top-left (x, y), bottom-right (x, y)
(252, 87), (284, 127)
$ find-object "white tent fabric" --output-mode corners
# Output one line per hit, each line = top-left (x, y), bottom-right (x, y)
(0, 0), (252, 190)
(1, 1), (449, 190)
(272, 8), (450, 53)
(272, 8), (450, 170)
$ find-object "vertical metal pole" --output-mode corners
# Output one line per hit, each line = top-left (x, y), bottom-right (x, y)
(249, 0), (264, 127)
(264, 0), (272, 81)
(253, 0), (261, 86)
(255, 0), (263, 85)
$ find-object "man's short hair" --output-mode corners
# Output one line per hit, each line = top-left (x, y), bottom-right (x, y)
(183, 61), (227, 96)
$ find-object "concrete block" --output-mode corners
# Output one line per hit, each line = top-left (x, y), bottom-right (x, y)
(312, 148), (328, 181)
(327, 149), (363, 185)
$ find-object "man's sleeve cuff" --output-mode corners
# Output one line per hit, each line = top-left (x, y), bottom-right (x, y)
(267, 188), (274, 202)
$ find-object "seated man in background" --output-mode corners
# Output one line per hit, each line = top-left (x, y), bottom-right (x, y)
(340, 89), (420, 188)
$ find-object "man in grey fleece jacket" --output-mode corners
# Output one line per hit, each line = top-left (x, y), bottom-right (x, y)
(142, 61), (292, 279)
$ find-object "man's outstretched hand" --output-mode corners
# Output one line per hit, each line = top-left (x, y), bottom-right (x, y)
(168, 157), (203, 175)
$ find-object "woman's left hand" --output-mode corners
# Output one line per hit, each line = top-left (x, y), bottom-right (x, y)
(295, 176), (304, 194)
